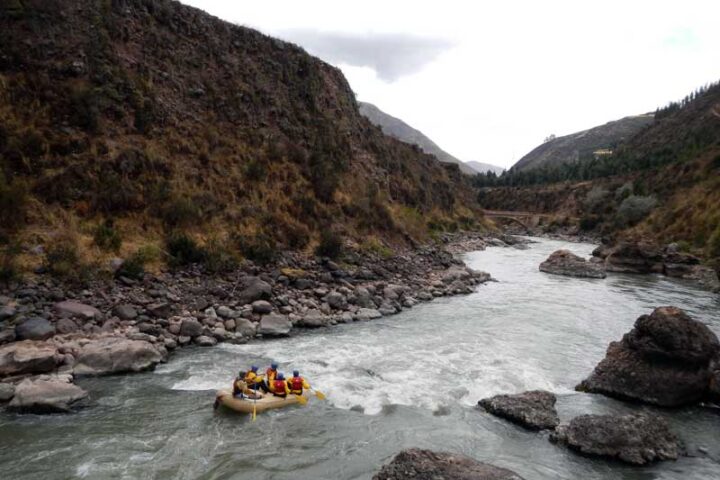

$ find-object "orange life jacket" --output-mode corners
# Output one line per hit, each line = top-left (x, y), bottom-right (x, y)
(273, 379), (287, 395)
(289, 376), (304, 394)
(266, 368), (277, 381)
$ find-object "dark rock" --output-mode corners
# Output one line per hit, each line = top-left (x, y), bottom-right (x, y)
(478, 390), (559, 430)
(550, 414), (681, 465)
(373, 449), (524, 480)
(0, 341), (59, 376)
(15, 317), (56, 341)
(577, 306), (719, 406)
(179, 318), (203, 337)
(539, 250), (606, 279)
(56, 318), (79, 334)
(236, 276), (272, 304)
(54, 300), (101, 320)
(8, 375), (88, 414)
(113, 304), (138, 320)
(0, 328), (15, 345)
(0, 305), (16, 321)
(251, 300), (273, 314)
(324, 291), (348, 310)
(147, 302), (173, 318)
(73, 337), (166, 375)
(603, 242), (664, 274)
(137, 322), (162, 337)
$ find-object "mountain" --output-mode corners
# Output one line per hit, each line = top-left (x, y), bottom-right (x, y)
(0, 0), (482, 273)
(465, 161), (504, 175)
(512, 114), (655, 171)
(358, 101), (500, 176)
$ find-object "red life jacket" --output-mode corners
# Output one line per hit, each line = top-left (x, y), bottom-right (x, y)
(289, 376), (304, 393)
(273, 379), (286, 394)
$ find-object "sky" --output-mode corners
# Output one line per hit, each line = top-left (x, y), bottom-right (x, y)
(181, 0), (720, 168)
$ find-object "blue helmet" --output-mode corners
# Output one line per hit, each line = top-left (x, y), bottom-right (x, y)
(271, 362), (278, 369)
(277, 373), (285, 380)
(293, 370), (299, 377)
(251, 365), (258, 372)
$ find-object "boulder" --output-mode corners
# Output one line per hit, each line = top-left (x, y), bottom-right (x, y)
(251, 300), (273, 314)
(539, 250), (606, 279)
(113, 304), (138, 320)
(73, 337), (166, 375)
(195, 335), (217, 347)
(603, 242), (664, 274)
(550, 414), (681, 465)
(54, 300), (101, 320)
(234, 318), (257, 338)
(324, 292), (348, 310)
(478, 390), (559, 430)
(258, 314), (292, 336)
(147, 302), (173, 318)
(179, 318), (203, 338)
(0, 382), (15, 401)
(15, 317), (56, 341)
(8, 375), (88, 414)
(56, 318), (79, 334)
(0, 304), (16, 321)
(353, 287), (375, 308)
(0, 341), (59, 377)
(577, 306), (719, 406)
(236, 276), (272, 304)
(298, 309), (329, 328)
(354, 308), (382, 321)
(373, 449), (524, 480)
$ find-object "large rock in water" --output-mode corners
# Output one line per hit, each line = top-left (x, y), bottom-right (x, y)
(73, 337), (166, 375)
(539, 250), (606, 279)
(373, 449), (524, 480)
(0, 341), (59, 377)
(478, 390), (559, 430)
(15, 317), (56, 340)
(577, 306), (719, 406)
(8, 375), (88, 414)
(550, 414), (682, 465)
(601, 242), (664, 274)
(258, 314), (292, 336)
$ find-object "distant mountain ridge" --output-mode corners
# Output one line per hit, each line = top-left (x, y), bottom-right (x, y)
(358, 102), (503, 175)
(513, 114), (655, 171)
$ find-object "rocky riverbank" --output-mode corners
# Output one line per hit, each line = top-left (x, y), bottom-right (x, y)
(0, 234), (500, 413)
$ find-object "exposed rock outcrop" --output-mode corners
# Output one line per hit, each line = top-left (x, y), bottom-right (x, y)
(602, 242), (665, 274)
(550, 414), (682, 465)
(73, 337), (166, 376)
(0, 341), (59, 377)
(373, 449), (525, 480)
(478, 390), (559, 430)
(539, 250), (606, 279)
(577, 306), (719, 406)
(258, 314), (292, 336)
(8, 375), (88, 414)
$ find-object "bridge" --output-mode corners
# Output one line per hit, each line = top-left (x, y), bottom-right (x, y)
(481, 210), (561, 232)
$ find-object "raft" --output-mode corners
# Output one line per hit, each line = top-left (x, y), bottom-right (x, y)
(215, 389), (310, 414)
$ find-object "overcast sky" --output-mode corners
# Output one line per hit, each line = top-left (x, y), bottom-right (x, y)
(182, 0), (720, 168)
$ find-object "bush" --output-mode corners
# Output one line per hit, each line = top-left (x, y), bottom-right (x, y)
(159, 196), (204, 227)
(0, 243), (21, 283)
(0, 173), (28, 231)
(615, 195), (658, 227)
(315, 230), (343, 259)
(614, 182), (634, 201)
(579, 214), (601, 231)
(707, 225), (720, 258)
(116, 245), (161, 279)
(93, 219), (122, 252)
(203, 238), (239, 273)
(236, 231), (276, 265)
(361, 237), (393, 258)
(45, 232), (81, 279)
(166, 234), (206, 267)
(583, 187), (609, 214)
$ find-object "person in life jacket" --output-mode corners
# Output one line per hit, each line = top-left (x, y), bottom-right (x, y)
(272, 373), (291, 398)
(287, 370), (310, 395)
(233, 371), (247, 398)
(244, 365), (263, 391)
(264, 362), (279, 393)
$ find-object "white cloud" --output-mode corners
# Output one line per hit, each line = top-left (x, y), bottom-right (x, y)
(181, 0), (720, 168)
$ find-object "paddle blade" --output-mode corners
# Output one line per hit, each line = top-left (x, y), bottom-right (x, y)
(252, 402), (257, 421)
(296, 395), (308, 405)
(314, 390), (326, 400)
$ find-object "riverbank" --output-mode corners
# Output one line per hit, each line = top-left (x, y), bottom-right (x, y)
(0, 232), (517, 411)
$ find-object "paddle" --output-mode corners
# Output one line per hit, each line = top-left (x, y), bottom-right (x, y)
(295, 394), (308, 405)
(311, 388), (326, 400)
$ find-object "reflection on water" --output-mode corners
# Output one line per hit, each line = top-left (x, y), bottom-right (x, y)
(1, 237), (718, 479)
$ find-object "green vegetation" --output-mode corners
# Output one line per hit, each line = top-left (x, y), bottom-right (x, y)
(93, 219), (122, 252)
(615, 195), (658, 227)
(315, 230), (343, 259)
(166, 234), (206, 267)
(707, 225), (720, 259)
(0, 243), (21, 283)
(115, 245), (161, 279)
(236, 231), (277, 265)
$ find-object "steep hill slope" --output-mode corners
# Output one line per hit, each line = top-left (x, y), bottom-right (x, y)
(466, 161), (504, 175)
(513, 114), (654, 171)
(0, 0), (482, 274)
(358, 102), (502, 175)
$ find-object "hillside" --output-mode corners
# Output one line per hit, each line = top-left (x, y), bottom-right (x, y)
(512, 114), (654, 171)
(358, 102), (502, 175)
(0, 0), (482, 277)
(466, 161), (504, 175)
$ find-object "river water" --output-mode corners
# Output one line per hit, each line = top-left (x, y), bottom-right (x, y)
(1, 238), (719, 480)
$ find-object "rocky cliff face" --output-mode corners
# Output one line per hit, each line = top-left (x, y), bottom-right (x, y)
(0, 0), (480, 271)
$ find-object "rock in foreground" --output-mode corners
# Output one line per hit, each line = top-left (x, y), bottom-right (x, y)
(374, 449), (524, 480)
(550, 414), (681, 465)
(478, 390), (559, 430)
(577, 306), (719, 406)
(73, 337), (166, 376)
(8, 375), (88, 414)
(540, 250), (606, 279)
(0, 341), (59, 377)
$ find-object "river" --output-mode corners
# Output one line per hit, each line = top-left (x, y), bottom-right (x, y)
(1, 238), (719, 479)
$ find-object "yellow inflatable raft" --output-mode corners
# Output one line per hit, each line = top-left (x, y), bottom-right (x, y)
(214, 389), (310, 414)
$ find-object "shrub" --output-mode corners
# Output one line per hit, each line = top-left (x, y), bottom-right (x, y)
(236, 231), (276, 265)
(0, 243), (21, 283)
(93, 219), (122, 252)
(361, 237), (393, 258)
(712, 154), (720, 170)
(579, 214), (601, 231)
(45, 232), (81, 279)
(315, 230), (343, 259)
(615, 195), (658, 227)
(583, 187), (609, 214)
(614, 182), (634, 201)
(159, 196), (204, 227)
(0, 173), (28, 231)
(203, 238), (239, 273)
(166, 234), (206, 267)
(707, 225), (720, 258)
(116, 245), (161, 279)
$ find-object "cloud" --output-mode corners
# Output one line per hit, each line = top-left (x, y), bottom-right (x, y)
(277, 30), (454, 82)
